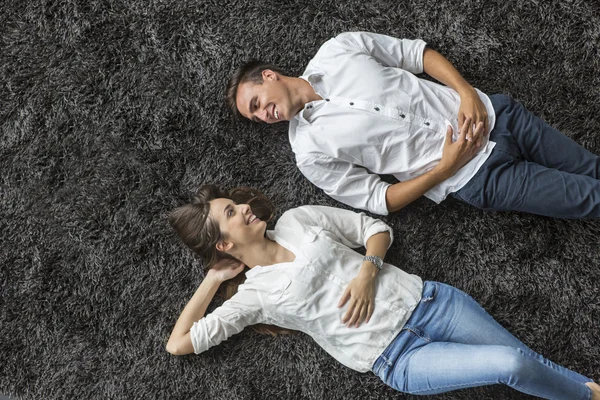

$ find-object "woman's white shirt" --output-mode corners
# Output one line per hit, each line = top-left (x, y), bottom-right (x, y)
(189, 205), (423, 373)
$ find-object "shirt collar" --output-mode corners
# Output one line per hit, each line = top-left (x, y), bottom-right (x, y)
(300, 72), (327, 98)
(295, 73), (327, 123)
(301, 71), (323, 83)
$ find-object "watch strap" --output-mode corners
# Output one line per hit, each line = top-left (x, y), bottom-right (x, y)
(363, 255), (383, 270)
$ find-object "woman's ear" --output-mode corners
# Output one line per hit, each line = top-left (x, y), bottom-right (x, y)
(216, 240), (233, 253)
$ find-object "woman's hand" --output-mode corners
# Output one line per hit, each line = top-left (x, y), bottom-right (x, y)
(167, 259), (244, 356)
(207, 258), (246, 283)
(338, 267), (376, 328)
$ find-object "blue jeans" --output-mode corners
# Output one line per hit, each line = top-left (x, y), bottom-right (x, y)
(372, 281), (593, 399)
(454, 94), (600, 218)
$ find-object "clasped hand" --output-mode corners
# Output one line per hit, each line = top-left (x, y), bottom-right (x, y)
(458, 90), (489, 135)
(207, 258), (246, 283)
(338, 270), (376, 328)
(437, 116), (486, 178)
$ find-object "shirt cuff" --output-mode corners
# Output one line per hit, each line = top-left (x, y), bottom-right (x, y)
(411, 39), (427, 74)
(364, 221), (394, 249)
(369, 182), (391, 216)
(189, 319), (208, 354)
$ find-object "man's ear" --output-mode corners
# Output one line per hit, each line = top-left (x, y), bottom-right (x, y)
(216, 240), (233, 253)
(262, 69), (278, 81)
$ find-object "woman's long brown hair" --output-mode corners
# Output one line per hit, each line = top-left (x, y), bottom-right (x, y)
(170, 185), (291, 336)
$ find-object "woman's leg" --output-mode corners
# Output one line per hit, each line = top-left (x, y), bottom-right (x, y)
(398, 342), (591, 399)
(378, 282), (593, 399)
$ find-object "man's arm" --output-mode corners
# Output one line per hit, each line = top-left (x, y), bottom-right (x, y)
(423, 48), (490, 136)
(298, 120), (483, 214)
(386, 117), (485, 213)
(297, 154), (391, 215)
(335, 32), (488, 134)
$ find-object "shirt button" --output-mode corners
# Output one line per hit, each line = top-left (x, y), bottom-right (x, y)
(424, 122), (430, 126)
(350, 102), (354, 106)
(325, 99), (330, 101)
(374, 107), (380, 111)
(400, 114), (406, 118)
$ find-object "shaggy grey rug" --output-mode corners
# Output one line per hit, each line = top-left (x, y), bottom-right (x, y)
(2, 0), (599, 399)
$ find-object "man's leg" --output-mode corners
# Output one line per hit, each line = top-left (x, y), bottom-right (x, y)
(455, 149), (600, 218)
(454, 96), (600, 218)
(490, 94), (600, 178)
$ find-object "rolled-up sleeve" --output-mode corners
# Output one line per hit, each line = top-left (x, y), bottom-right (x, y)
(333, 31), (427, 74)
(297, 153), (390, 216)
(190, 290), (263, 354)
(293, 205), (394, 250)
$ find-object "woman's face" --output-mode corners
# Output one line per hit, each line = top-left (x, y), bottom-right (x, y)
(209, 198), (266, 251)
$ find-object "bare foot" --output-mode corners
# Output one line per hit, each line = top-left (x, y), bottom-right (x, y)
(586, 382), (600, 400)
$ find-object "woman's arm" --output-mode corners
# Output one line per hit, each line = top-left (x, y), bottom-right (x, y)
(338, 231), (391, 328)
(287, 206), (394, 327)
(293, 205), (393, 249)
(166, 260), (245, 355)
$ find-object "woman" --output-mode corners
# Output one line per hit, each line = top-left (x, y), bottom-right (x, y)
(166, 185), (599, 399)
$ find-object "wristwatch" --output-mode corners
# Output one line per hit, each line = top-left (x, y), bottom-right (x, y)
(363, 255), (383, 270)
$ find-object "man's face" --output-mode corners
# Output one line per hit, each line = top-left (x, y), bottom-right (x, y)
(235, 70), (294, 124)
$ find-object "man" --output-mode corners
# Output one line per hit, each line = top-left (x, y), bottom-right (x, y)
(227, 31), (600, 218)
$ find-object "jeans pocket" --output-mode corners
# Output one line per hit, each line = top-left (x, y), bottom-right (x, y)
(420, 281), (438, 303)
(453, 184), (485, 209)
(373, 356), (390, 379)
(402, 325), (431, 343)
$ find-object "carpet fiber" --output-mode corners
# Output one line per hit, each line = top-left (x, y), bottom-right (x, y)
(2, 0), (600, 399)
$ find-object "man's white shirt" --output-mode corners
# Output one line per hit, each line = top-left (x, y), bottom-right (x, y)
(289, 31), (496, 215)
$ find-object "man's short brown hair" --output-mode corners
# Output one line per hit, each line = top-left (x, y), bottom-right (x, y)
(226, 61), (285, 119)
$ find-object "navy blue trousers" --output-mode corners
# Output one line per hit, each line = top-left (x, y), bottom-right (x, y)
(454, 94), (600, 218)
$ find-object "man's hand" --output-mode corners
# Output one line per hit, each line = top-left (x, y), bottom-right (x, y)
(458, 89), (489, 136)
(207, 258), (245, 283)
(435, 117), (485, 179)
(421, 48), (489, 135)
(338, 268), (376, 328)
